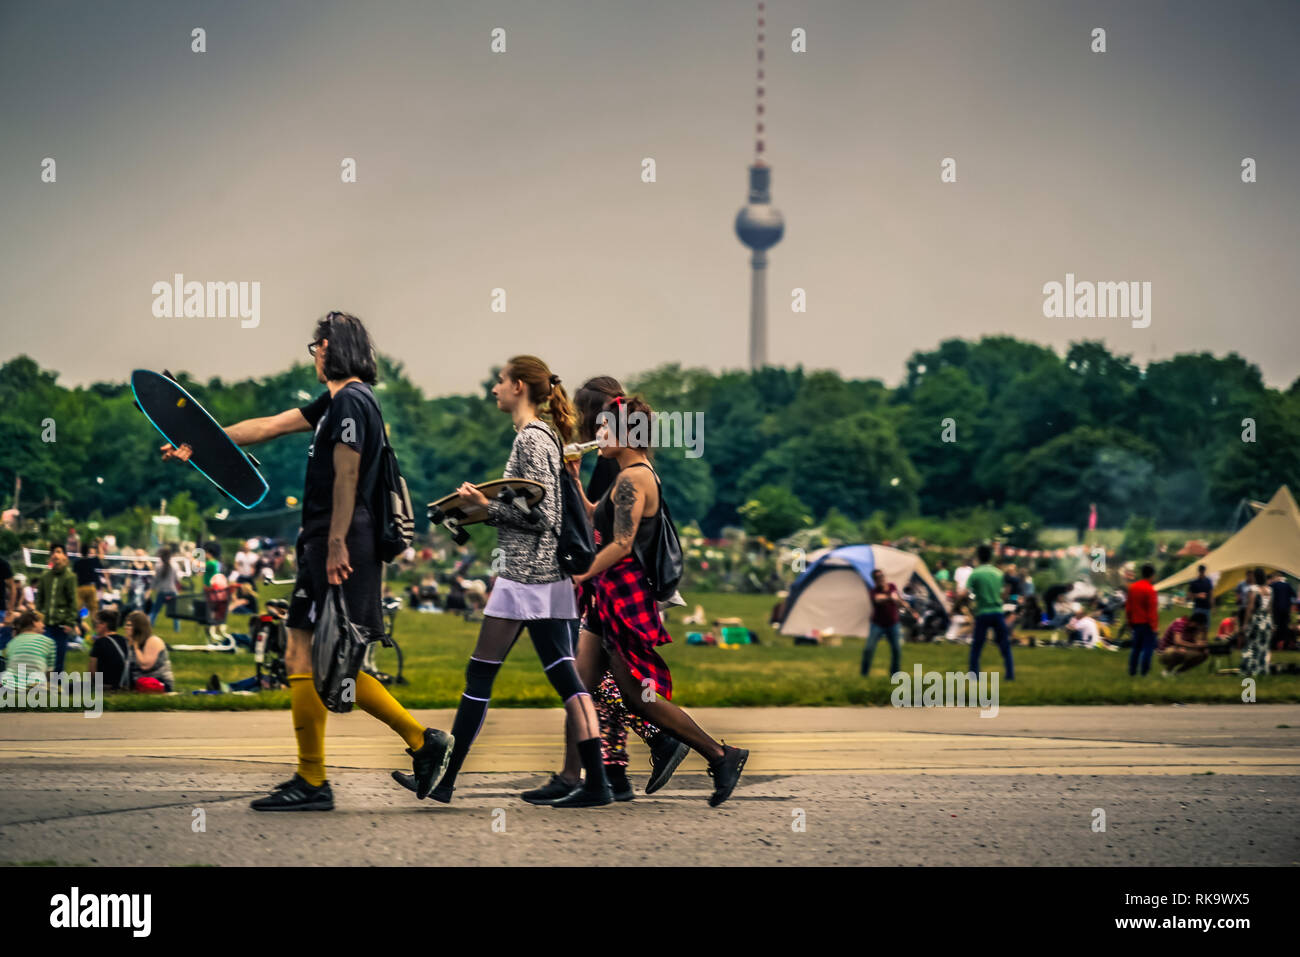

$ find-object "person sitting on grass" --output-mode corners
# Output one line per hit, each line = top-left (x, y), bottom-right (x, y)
(1158, 613), (1209, 675)
(88, 609), (132, 691)
(124, 611), (175, 693)
(0, 610), (56, 693)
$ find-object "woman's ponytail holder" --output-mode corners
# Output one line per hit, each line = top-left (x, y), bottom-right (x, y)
(549, 374), (561, 386)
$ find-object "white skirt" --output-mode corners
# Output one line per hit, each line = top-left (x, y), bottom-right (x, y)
(483, 576), (577, 621)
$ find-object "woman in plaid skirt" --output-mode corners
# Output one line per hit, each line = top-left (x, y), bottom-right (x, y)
(523, 378), (691, 805)
(569, 394), (749, 808)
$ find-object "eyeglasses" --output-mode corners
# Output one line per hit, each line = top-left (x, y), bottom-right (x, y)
(307, 340), (321, 357)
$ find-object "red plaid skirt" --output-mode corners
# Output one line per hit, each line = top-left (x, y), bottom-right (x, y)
(582, 557), (674, 700)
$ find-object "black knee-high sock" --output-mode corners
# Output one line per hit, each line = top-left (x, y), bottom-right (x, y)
(577, 737), (607, 791)
(442, 657), (503, 788)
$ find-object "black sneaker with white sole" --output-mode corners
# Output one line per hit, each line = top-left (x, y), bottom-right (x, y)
(645, 734), (689, 795)
(251, 774), (334, 811)
(706, 743), (748, 808)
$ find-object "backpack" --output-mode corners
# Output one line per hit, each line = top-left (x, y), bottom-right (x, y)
(526, 423), (597, 576)
(354, 387), (415, 563)
(628, 464), (684, 602)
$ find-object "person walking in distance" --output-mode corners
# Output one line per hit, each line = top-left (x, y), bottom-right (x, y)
(1125, 563), (1160, 677)
(862, 569), (903, 678)
(960, 544), (1014, 680)
(163, 311), (452, 810)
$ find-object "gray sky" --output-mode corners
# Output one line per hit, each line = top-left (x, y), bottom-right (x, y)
(2, 0), (1297, 393)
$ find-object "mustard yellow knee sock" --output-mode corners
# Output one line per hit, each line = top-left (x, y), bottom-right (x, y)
(288, 674), (327, 787)
(355, 670), (426, 751)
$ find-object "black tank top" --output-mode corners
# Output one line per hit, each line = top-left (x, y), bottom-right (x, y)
(593, 463), (660, 561)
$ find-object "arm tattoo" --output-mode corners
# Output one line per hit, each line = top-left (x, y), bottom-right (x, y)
(613, 476), (638, 544)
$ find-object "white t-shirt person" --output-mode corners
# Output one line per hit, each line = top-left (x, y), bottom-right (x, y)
(953, 564), (974, 592)
(1068, 614), (1100, 648)
(233, 549), (257, 582)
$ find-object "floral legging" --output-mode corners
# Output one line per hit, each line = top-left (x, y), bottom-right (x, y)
(593, 672), (663, 766)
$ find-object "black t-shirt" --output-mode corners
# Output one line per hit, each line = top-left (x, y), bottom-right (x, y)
(0, 557), (11, 611)
(74, 555), (103, 587)
(91, 633), (131, 690)
(1270, 580), (1295, 618)
(1189, 575), (1213, 609)
(298, 382), (385, 542)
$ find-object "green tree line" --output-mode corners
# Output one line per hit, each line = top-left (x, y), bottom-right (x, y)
(1, 336), (1297, 545)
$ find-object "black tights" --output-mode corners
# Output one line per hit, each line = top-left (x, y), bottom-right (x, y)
(441, 616), (600, 790)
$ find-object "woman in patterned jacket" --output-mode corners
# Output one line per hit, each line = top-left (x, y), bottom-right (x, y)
(393, 356), (611, 807)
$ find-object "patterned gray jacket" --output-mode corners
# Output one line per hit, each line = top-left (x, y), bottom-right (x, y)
(486, 421), (564, 584)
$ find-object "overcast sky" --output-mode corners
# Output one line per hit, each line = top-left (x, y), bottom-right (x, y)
(2, 0), (1297, 394)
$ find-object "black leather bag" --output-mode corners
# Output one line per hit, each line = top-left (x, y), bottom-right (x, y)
(632, 466), (684, 602)
(312, 585), (371, 713)
(528, 424), (597, 577)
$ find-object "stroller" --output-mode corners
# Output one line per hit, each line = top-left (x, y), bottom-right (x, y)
(900, 594), (950, 642)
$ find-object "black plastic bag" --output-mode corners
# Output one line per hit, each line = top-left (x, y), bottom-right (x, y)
(312, 585), (371, 713)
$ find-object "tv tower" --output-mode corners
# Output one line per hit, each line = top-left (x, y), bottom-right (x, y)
(734, 1), (785, 371)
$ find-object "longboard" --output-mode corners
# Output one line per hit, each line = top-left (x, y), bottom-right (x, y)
(427, 479), (545, 545)
(132, 369), (269, 509)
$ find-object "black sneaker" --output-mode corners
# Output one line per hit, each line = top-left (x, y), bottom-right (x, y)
(391, 769), (455, 804)
(550, 780), (613, 808)
(645, 734), (689, 795)
(522, 773), (583, 805)
(706, 743), (748, 808)
(605, 766), (635, 802)
(407, 728), (454, 800)
(251, 774), (334, 811)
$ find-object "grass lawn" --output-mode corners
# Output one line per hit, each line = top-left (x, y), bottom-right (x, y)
(79, 588), (1300, 711)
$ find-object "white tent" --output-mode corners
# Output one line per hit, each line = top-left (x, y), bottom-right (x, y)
(1156, 485), (1300, 597)
(779, 544), (948, 638)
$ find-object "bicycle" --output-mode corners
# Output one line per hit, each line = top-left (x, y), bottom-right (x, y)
(362, 596), (406, 685)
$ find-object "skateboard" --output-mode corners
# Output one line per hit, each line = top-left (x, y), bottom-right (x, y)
(427, 479), (546, 545)
(131, 369), (269, 509)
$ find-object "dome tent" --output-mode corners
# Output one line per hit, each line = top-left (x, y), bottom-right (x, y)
(779, 544), (949, 639)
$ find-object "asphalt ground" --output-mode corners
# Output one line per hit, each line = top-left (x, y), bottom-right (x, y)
(1, 705), (1296, 866)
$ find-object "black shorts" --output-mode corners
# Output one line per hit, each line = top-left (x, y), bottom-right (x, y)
(287, 510), (383, 639)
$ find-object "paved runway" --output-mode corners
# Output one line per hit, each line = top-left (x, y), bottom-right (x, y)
(1, 705), (1296, 865)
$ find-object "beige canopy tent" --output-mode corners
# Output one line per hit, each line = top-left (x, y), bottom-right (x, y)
(779, 544), (949, 639)
(1155, 485), (1300, 597)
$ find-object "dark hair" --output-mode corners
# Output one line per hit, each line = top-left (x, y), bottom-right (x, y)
(49, 542), (66, 556)
(95, 609), (120, 630)
(204, 540), (221, 559)
(314, 311), (378, 384)
(976, 543), (993, 564)
(1198, 564), (1206, 573)
(14, 609), (43, 633)
(1253, 567), (1267, 585)
(505, 355), (576, 443)
(1141, 563), (1156, 579)
(157, 546), (172, 563)
(575, 376), (625, 442)
(598, 394), (655, 454)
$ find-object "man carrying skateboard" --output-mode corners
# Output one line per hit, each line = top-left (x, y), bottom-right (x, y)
(163, 311), (452, 810)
